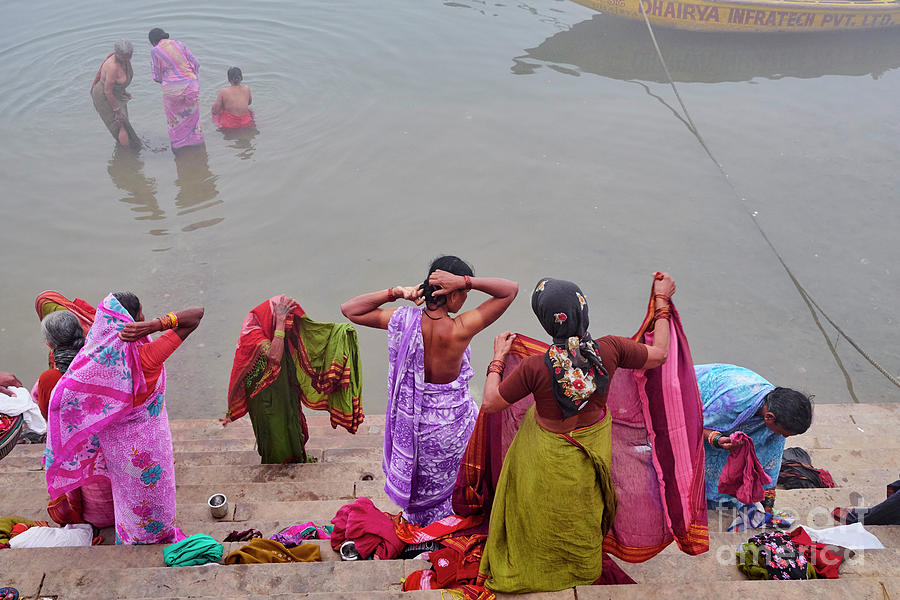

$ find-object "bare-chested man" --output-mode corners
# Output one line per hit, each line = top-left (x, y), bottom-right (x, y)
(341, 256), (517, 525)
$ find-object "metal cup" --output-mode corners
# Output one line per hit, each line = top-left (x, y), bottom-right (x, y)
(339, 540), (360, 561)
(208, 493), (228, 519)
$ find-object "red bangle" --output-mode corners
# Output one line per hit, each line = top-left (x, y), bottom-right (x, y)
(387, 288), (396, 302)
(486, 359), (505, 377)
(464, 276), (472, 291)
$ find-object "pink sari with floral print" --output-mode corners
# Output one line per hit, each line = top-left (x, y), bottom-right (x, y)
(45, 294), (184, 545)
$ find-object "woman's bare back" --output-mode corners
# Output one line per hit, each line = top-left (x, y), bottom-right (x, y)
(421, 317), (469, 384)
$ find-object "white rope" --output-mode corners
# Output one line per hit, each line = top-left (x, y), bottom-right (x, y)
(634, 3), (900, 393)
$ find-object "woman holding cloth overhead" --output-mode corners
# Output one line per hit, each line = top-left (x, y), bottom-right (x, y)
(149, 28), (204, 149)
(477, 274), (675, 592)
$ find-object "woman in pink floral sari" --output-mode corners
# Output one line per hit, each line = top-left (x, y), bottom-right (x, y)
(149, 28), (204, 149)
(45, 292), (203, 544)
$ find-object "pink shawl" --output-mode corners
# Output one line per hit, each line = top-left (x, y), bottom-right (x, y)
(45, 294), (183, 544)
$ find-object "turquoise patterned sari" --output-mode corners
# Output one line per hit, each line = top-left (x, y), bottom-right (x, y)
(696, 364), (782, 508)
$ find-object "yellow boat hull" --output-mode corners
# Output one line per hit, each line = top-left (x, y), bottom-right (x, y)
(572, 0), (900, 32)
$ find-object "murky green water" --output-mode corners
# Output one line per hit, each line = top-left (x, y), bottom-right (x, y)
(2, 0), (897, 418)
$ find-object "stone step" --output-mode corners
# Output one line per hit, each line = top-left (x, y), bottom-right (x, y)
(577, 577), (900, 599)
(616, 531), (900, 584)
(797, 403), (899, 424)
(169, 421), (383, 440)
(0, 461), (384, 493)
(0, 540), (342, 572)
(792, 425), (899, 450)
(4, 530), (896, 575)
(0, 446), (385, 472)
(2, 480), (370, 511)
(804, 448), (900, 471)
(35, 559), (422, 599)
(169, 414), (386, 431)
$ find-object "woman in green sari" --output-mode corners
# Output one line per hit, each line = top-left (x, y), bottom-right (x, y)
(225, 296), (363, 464)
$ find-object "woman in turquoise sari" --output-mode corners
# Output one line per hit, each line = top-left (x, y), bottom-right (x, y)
(697, 364), (813, 511)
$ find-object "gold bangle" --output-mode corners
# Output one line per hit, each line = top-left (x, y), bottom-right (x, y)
(274, 329), (285, 339)
(167, 312), (178, 329)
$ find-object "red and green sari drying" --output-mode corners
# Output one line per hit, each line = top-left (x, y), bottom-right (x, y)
(225, 296), (364, 464)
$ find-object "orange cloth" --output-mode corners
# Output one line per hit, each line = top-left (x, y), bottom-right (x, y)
(212, 109), (254, 129)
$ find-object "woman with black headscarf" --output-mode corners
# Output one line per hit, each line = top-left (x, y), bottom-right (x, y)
(477, 273), (675, 593)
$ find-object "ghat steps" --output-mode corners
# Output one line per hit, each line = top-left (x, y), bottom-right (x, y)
(1, 404), (898, 599)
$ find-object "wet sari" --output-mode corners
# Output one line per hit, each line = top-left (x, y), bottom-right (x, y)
(151, 39), (204, 149)
(90, 54), (140, 147)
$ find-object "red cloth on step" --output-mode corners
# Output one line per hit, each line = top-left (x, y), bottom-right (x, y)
(330, 497), (404, 560)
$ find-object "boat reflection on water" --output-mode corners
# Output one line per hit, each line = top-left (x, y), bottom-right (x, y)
(513, 14), (900, 83)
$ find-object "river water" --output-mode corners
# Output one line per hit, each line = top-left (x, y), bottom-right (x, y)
(2, 0), (898, 418)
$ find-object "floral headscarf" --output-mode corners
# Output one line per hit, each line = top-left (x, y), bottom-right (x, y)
(531, 278), (609, 418)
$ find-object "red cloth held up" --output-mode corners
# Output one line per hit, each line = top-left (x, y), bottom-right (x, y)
(330, 497), (405, 560)
(717, 431), (772, 504)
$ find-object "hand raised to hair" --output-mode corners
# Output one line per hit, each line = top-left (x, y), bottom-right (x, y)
(428, 270), (464, 297)
(274, 297), (296, 321)
(119, 320), (161, 342)
(396, 286), (424, 306)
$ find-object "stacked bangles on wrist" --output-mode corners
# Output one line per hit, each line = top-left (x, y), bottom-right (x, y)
(156, 312), (178, 330)
(706, 430), (723, 448)
(652, 294), (671, 322)
(486, 360), (505, 377)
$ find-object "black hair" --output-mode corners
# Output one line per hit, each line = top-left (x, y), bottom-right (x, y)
(113, 291), (142, 321)
(148, 28), (169, 46)
(227, 67), (243, 84)
(422, 255), (474, 308)
(765, 387), (813, 435)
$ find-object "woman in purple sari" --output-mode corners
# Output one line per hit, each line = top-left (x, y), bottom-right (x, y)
(341, 256), (517, 525)
(149, 28), (204, 149)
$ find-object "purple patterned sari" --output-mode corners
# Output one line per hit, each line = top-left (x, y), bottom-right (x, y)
(151, 39), (204, 149)
(384, 306), (477, 525)
(45, 294), (184, 544)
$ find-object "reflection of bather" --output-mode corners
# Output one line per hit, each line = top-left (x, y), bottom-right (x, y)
(174, 144), (220, 217)
(222, 126), (260, 161)
(107, 146), (162, 222)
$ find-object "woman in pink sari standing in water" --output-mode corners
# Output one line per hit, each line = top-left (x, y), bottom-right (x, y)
(149, 28), (204, 149)
(45, 292), (203, 544)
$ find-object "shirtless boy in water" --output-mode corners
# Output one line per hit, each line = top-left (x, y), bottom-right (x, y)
(212, 67), (252, 126)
